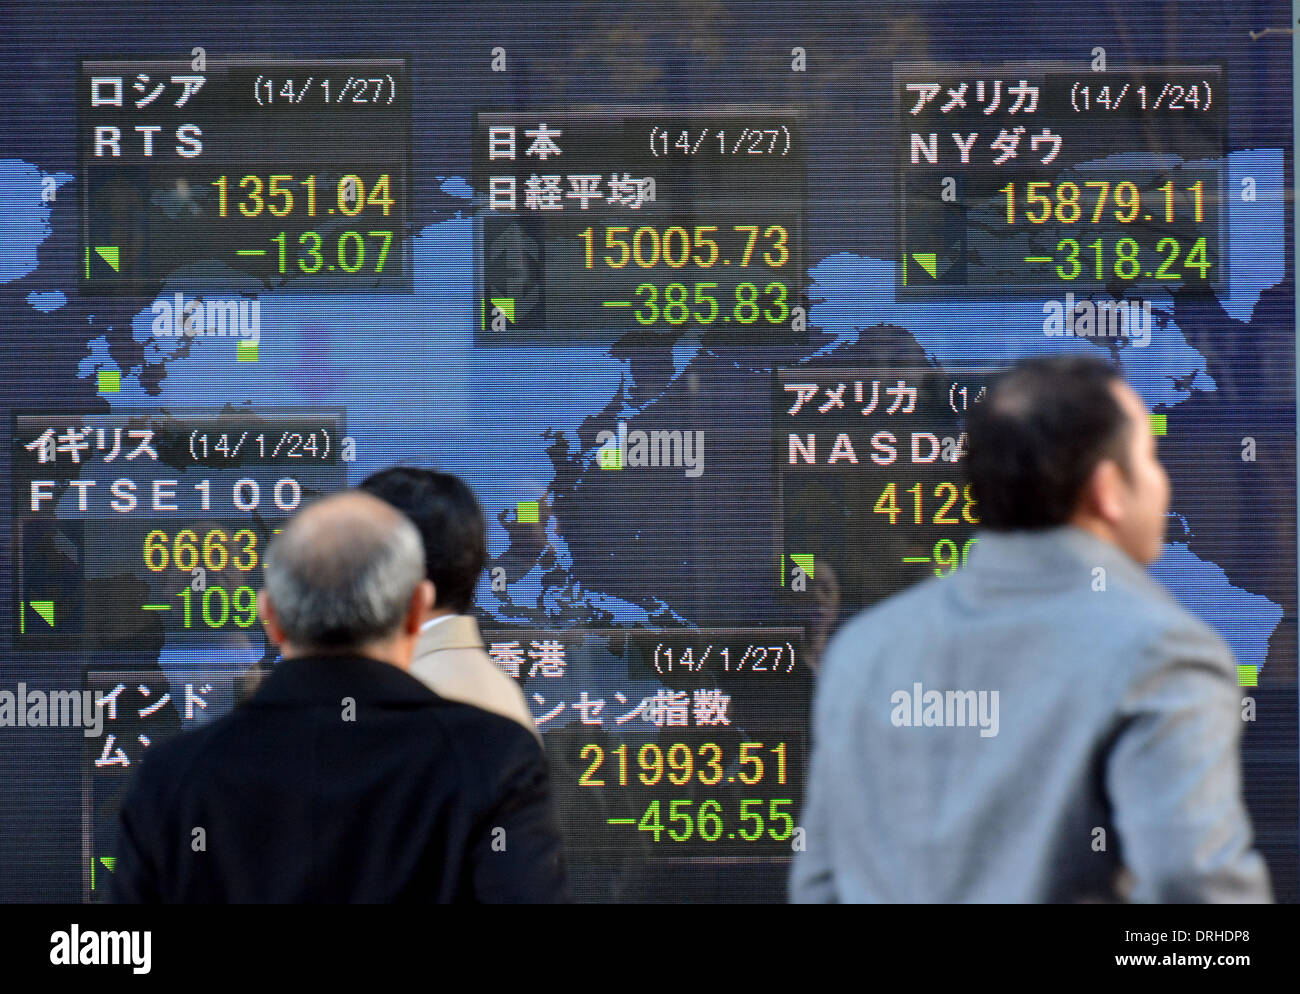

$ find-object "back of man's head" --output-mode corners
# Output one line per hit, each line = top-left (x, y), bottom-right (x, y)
(965, 354), (1131, 530)
(262, 490), (426, 654)
(358, 467), (487, 615)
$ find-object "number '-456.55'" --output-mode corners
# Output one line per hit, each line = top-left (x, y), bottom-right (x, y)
(635, 798), (795, 842)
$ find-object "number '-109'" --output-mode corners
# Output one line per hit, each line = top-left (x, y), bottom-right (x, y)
(174, 585), (258, 629)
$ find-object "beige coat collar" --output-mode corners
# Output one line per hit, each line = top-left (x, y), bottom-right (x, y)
(415, 614), (485, 658)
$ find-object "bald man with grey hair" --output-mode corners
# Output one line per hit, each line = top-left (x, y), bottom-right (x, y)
(110, 490), (569, 903)
(259, 490), (431, 665)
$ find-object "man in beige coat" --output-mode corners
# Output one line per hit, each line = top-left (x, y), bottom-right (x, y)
(361, 467), (538, 738)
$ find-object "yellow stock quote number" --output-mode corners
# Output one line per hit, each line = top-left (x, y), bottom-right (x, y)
(999, 179), (1204, 225)
(578, 741), (787, 787)
(577, 224), (789, 269)
(873, 482), (979, 526)
(143, 528), (260, 572)
(211, 174), (395, 218)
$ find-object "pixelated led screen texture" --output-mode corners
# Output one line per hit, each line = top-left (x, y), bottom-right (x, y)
(0, 1), (1295, 903)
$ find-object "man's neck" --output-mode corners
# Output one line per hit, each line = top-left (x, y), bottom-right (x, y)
(279, 638), (413, 670)
(1065, 515), (1139, 565)
(1067, 514), (1115, 546)
(419, 609), (456, 632)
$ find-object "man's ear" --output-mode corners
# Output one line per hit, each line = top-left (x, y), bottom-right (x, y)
(1087, 458), (1127, 525)
(258, 589), (285, 645)
(405, 580), (435, 635)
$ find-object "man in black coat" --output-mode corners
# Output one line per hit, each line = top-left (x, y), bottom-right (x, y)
(109, 490), (568, 902)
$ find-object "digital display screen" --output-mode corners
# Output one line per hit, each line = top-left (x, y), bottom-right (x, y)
(473, 110), (805, 342)
(78, 57), (412, 292)
(0, 0), (1294, 905)
(896, 65), (1228, 297)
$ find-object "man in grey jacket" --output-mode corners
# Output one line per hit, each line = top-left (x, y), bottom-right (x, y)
(791, 354), (1271, 903)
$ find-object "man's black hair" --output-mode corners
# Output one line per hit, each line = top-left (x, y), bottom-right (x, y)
(358, 467), (487, 615)
(965, 354), (1132, 530)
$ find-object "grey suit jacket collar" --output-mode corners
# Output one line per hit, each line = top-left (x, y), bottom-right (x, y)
(966, 525), (1149, 585)
(415, 615), (486, 659)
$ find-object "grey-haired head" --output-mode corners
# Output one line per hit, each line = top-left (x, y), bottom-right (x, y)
(261, 490), (427, 654)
